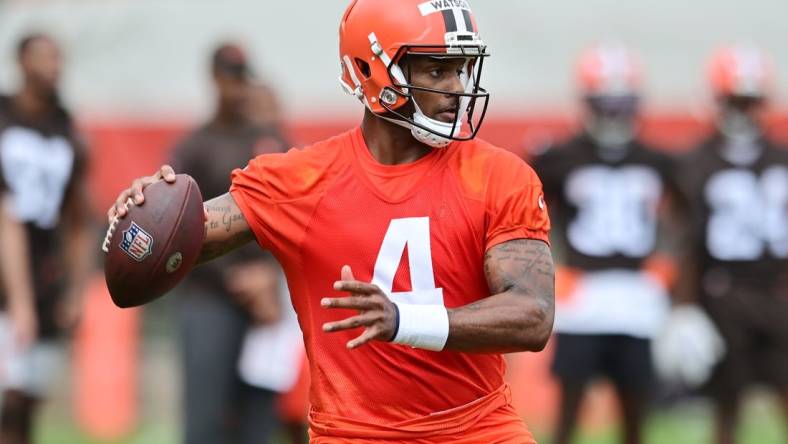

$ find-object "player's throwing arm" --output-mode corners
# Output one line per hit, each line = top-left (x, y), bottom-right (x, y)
(106, 166), (554, 353)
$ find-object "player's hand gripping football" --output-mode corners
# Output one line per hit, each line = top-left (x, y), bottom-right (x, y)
(106, 165), (177, 224)
(322, 265), (398, 350)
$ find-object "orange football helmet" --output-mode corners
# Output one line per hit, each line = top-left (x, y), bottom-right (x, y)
(708, 44), (774, 99)
(339, 0), (489, 147)
(576, 43), (642, 98)
(575, 44), (642, 148)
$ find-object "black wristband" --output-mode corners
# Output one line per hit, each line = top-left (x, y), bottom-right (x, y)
(389, 303), (400, 342)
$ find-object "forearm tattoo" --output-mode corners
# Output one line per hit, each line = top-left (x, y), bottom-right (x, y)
(198, 194), (254, 264)
(483, 239), (554, 307)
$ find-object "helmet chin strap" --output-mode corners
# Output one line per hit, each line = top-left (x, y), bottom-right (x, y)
(410, 100), (462, 148)
(375, 99), (464, 149)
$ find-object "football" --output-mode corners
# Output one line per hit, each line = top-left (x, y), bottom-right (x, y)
(103, 174), (205, 308)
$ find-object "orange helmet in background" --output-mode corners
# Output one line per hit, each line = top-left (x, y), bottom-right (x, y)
(576, 43), (642, 98)
(708, 44), (774, 99)
(575, 44), (642, 149)
(338, 0), (490, 148)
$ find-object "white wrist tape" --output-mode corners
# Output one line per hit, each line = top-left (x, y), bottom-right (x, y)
(391, 302), (449, 351)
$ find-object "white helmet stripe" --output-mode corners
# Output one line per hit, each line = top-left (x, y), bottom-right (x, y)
(368, 32), (408, 87)
(451, 8), (468, 33)
(733, 45), (764, 79)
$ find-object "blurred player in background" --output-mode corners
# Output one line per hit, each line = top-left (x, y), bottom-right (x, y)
(532, 44), (680, 444)
(677, 44), (788, 444)
(108, 0), (555, 442)
(169, 42), (289, 444)
(236, 262), (307, 444)
(247, 82), (284, 130)
(240, 70), (309, 444)
(0, 33), (92, 444)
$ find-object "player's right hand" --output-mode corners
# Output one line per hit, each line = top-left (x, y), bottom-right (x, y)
(107, 165), (176, 224)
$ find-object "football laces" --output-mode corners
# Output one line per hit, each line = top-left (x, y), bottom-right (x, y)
(101, 198), (134, 253)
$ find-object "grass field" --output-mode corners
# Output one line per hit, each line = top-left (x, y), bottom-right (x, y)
(35, 319), (785, 444)
(36, 396), (785, 444)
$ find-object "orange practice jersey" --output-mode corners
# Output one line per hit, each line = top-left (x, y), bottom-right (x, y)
(230, 127), (549, 440)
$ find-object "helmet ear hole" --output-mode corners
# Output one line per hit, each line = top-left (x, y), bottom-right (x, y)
(355, 58), (371, 79)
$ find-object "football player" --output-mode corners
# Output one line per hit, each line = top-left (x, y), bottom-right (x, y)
(677, 44), (788, 444)
(0, 33), (91, 444)
(107, 0), (555, 442)
(531, 44), (680, 444)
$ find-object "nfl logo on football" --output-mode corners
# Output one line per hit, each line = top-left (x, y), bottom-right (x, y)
(120, 221), (154, 262)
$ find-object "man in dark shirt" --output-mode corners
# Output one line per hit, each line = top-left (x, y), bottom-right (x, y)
(169, 43), (288, 444)
(0, 33), (91, 444)
(532, 44), (680, 444)
(678, 45), (788, 444)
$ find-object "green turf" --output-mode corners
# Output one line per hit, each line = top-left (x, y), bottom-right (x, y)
(532, 398), (786, 444)
(36, 399), (785, 444)
(36, 421), (176, 444)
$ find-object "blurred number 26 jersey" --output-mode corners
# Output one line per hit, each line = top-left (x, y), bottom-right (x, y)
(230, 128), (549, 438)
(680, 137), (788, 296)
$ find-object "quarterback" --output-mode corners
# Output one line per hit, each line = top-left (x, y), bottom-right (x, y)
(108, 0), (554, 442)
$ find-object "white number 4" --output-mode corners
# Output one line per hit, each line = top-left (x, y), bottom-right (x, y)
(371, 217), (444, 306)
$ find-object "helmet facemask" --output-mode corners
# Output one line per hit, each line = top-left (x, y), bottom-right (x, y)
(717, 95), (766, 165)
(718, 95), (764, 139)
(584, 94), (640, 152)
(377, 44), (490, 148)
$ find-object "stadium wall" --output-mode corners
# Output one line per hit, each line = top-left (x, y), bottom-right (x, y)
(2, 0), (788, 121)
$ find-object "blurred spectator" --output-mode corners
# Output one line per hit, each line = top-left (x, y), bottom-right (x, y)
(676, 44), (788, 444)
(236, 264), (307, 444)
(168, 42), (289, 444)
(239, 78), (308, 444)
(531, 44), (681, 444)
(0, 33), (92, 444)
(247, 82), (284, 129)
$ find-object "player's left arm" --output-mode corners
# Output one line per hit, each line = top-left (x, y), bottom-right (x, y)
(323, 239), (554, 353)
(445, 238), (554, 353)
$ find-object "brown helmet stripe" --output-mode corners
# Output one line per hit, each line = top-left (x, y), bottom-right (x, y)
(441, 9), (458, 33)
(462, 9), (474, 32)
